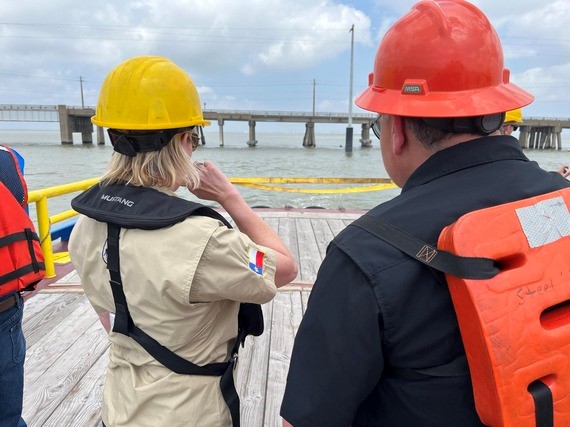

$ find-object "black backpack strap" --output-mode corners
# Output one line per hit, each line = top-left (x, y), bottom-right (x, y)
(350, 215), (499, 280)
(384, 354), (470, 380)
(528, 380), (554, 427)
(106, 223), (242, 426)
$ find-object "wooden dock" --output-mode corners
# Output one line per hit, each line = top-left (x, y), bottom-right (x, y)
(21, 209), (364, 427)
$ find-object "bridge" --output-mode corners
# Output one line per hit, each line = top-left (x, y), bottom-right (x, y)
(0, 104), (377, 148)
(0, 104), (569, 149)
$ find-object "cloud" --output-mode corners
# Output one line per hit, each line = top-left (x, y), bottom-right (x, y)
(0, 0), (567, 118)
(513, 62), (570, 101)
(0, 0), (373, 105)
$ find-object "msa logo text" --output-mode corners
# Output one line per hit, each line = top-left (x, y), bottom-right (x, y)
(101, 194), (134, 207)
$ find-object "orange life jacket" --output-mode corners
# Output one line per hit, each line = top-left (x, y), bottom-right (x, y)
(439, 188), (570, 427)
(0, 182), (45, 296)
(0, 144), (45, 296)
(351, 187), (570, 427)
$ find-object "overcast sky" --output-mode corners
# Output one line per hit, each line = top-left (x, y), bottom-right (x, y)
(1, 0), (569, 125)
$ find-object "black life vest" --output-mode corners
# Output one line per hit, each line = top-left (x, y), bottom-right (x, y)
(0, 145), (45, 296)
(72, 183), (264, 427)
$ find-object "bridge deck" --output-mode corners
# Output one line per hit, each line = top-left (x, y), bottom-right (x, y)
(21, 209), (364, 427)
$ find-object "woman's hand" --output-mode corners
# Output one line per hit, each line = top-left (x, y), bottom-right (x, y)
(187, 161), (298, 286)
(188, 161), (240, 204)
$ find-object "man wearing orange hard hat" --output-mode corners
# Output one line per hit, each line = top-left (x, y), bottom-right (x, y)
(281, 1), (570, 426)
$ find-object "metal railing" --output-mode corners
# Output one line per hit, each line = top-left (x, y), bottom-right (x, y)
(27, 178), (100, 278)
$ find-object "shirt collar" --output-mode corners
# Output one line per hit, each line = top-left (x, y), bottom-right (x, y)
(402, 135), (529, 192)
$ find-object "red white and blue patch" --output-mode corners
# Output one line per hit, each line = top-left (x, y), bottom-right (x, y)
(248, 246), (265, 275)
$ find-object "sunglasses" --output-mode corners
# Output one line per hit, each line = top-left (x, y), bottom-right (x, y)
(371, 115), (382, 139)
(188, 126), (205, 151)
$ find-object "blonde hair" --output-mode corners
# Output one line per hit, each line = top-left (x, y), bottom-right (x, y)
(100, 131), (201, 189)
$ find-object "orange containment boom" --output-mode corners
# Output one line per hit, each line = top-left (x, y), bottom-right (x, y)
(438, 188), (570, 427)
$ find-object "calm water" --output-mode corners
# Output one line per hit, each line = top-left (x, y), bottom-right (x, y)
(3, 128), (570, 217)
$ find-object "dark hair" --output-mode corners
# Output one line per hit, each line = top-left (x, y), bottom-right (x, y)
(403, 117), (454, 150)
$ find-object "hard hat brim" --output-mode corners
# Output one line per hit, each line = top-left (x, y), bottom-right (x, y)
(355, 82), (534, 118)
(91, 117), (211, 130)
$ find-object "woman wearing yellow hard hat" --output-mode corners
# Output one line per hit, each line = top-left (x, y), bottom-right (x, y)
(68, 56), (297, 427)
(501, 108), (569, 177)
(501, 108), (523, 135)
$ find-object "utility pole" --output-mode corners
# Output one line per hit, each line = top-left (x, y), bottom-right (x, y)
(312, 78), (316, 117)
(345, 24), (354, 153)
(79, 76), (85, 108)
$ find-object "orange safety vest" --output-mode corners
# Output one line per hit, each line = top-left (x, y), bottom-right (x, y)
(439, 188), (570, 427)
(0, 182), (45, 296)
(0, 144), (45, 296)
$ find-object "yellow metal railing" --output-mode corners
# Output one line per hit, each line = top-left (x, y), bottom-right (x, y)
(28, 178), (100, 278)
(27, 176), (396, 279)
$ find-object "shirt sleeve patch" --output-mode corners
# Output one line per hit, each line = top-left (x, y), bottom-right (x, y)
(248, 246), (265, 275)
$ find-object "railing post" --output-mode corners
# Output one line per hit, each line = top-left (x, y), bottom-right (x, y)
(35, 196), (56, 278)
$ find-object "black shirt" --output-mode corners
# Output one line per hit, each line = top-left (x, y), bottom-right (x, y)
(281, 136), (569, 427)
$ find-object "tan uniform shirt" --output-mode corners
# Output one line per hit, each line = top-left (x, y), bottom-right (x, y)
(69, 193), (277, 427)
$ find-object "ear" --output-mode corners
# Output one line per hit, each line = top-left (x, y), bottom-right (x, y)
(391, 115), (406, 155)
(182, 131), (193, 155)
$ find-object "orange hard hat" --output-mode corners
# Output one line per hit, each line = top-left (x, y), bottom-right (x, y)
(355, 0), (534, 118)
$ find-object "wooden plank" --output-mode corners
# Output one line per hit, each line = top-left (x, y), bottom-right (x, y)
(56, 269), (81, 284)
(295, 218), (321, 283)
(310, 218), (335, 260)
(25, 297), (99, 389)
(256, 211), (364, 220)
(237, 301), (274, 426)
(23, 292), (86, 348)
(41, 352), (108, 427)
(263, 291), (304, 427)
(22, 321), (109, 425)
(343, 218), (356, 227)
(327, 218), (348, 237)
(22, 293), (66, 323)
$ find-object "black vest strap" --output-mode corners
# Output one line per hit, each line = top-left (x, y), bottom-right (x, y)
(350, 215), (499, 279)
(0, 229), (38, 248)
(384, 354), (470, 381)
(106, 223), (242, 426)
(528, 380), (554, 427)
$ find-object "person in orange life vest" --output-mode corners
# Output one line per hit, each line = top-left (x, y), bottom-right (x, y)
(280, 1), (570, 426)
(68, 56), (297, 427)
(0, 145), (45, 427)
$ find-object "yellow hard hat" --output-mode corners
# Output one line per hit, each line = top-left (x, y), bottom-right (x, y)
(504, 108), (523, 125)
(92, 56), (210, 130)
